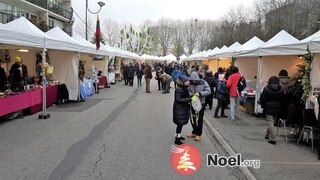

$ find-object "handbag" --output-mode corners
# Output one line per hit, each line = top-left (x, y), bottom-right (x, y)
(191, 95), (202, 113)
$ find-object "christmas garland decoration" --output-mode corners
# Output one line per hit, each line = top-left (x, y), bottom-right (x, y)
(301, 47), (313, 103)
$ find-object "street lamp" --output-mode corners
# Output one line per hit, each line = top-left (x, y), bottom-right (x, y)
(85, 0), (106, 40)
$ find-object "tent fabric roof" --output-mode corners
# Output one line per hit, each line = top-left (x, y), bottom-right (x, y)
(262, 30), (299, 48)
(236, 36), (265, 52)
(0, 17), (47, 48)
(46, 27), (81, 52)
(301, 30), (320, 43)
(236, 30), (304, 57)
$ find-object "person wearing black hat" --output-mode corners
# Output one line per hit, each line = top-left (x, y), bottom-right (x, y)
(173, 73), (191, 145)
(203, 70), (216, 110)
(260, 76), (285, 145)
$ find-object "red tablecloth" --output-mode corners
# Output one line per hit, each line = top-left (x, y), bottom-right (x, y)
(30, 85), (58, 114)
(98, 76), (108, 87)
(0, 89), (42, 117)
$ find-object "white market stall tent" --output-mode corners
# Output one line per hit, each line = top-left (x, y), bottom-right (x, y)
(236, 30), (306, 114)
(234, 36), (265, 87)
(301, 31), (320, 95)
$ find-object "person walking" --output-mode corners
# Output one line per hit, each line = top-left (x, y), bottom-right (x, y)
(260, 76), (285, 145)
(172, 74), (191, 145)
(123, 64), (128, 85)
(214, 74), (228, 118)
(136, 63), (144, 90)
(187, 72), (211, 141)
(144, 64), (152, 93)
(226, 66), (241, 121)
(159, 73), (172, 94)
(127, 63), (135, 87)
(203, 70), (216, 110)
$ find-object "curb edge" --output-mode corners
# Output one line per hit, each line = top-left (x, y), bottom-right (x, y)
(204, 115), (257, 180)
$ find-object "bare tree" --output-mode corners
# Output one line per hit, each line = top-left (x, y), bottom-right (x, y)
(157, 18), (173, 56)
(184, 19), (199, 55)
(172, 20), (185, 57)
(296, 0), (320, 37)
(103, 19), (120, 47)
(74, 17), (94, 40)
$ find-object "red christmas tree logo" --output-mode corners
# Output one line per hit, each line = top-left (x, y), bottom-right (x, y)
(170, 144), (201, 176)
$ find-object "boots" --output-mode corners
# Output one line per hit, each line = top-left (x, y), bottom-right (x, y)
(214, 113), (220, 118)
(220, 113), (228, 118)
(175, 137), (183, 145)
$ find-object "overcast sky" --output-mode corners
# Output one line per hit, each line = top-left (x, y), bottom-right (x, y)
(72, 0), (256, 26)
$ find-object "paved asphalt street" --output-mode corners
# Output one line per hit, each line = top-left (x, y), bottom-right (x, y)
(0, 78), (245, 180)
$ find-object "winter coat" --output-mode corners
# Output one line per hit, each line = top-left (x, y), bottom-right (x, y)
(204, 73), (216, 89)
(0, 66), (7, 91)
(226, 72), (241, 97)
(159, 74), (172, 83)
(260, 83), (285, 116)
(188, 72), (211, 104)
(135, 64), (144, 77)
(123, 67), (128, 79)
(127, 66), (135, 78)
(216, 80), (228, 99)
(164, 65), (173, 77)
(278, 76), (291, 92)
(173, 86), (191, 125)
(144, 66), (152, 79)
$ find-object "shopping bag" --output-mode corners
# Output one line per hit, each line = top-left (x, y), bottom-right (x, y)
(191, 95), (202, 113)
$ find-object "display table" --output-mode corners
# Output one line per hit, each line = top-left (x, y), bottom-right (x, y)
(80, 79), (94, 101)
(29, 85), (58, 114)
(98, 76), (108, 88)
(0, 89), (42, 117)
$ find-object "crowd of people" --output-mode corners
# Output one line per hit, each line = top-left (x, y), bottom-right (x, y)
(121, 60), (319, 158)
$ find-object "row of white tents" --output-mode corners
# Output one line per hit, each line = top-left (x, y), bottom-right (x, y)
(183, 30), (320, 113)
(0, 17), (185, 102)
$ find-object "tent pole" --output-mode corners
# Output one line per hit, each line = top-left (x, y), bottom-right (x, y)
(39, 48), (50, 119)
(254, 56), (262, 115)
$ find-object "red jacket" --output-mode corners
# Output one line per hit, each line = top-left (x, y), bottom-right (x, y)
(226, 72), (241, 97)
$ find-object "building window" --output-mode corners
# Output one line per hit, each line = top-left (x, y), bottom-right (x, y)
(49, 20), (54, 29)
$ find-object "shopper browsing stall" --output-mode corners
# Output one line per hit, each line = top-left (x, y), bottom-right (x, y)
(0, 61), (7, 92)
(9, 57), (23, 91)
(259, 76), (285, 145)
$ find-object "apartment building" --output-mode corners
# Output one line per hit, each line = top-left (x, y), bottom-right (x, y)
(0, 0), (73, 35)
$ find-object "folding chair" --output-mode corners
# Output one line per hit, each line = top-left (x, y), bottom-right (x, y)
(297, 109), (320, 152)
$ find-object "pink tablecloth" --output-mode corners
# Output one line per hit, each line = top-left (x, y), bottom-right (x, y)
(30, 85), (58, 114)
(98, 76), (108, 87)
(0, 89), (42, 117)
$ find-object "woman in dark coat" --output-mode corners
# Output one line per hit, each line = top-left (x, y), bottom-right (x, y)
(172, 74), (191, 145)
(260, 76), (285, 145)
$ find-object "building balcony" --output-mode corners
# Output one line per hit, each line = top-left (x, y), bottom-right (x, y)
(0, 10), (28, 24)
(25, 0), (72, 20)
(0, 10), (71, 35)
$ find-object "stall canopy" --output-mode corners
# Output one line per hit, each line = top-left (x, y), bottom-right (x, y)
(301, 30), (320, 53)
(206, 46), (228, 59)
(46, 27), (82, 52)
(72, 33), (97, 54)
(205, 47), (220, 59)
(179, 54), (187, 61)
(165, 54), (177, 62)
(3, 17), (63, 50)
(215, 42), (242, 58)
(238, 30), (302, 57)
(235, 36), (265, 57)
(0, 17), (47, 48)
